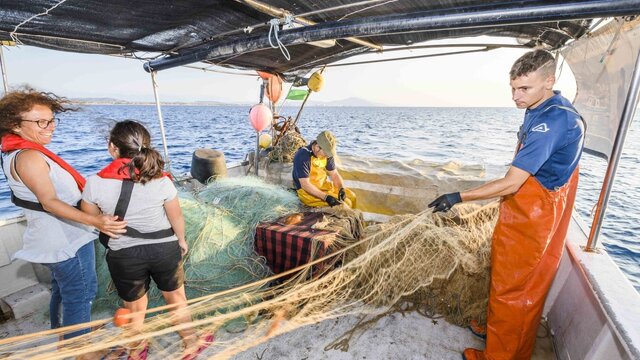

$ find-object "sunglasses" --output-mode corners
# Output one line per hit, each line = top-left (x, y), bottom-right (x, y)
(21, 117), (60, 129)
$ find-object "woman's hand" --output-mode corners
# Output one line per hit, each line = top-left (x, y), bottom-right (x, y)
(178, 239), (188, 257)
(18, 152), (129, 236)
(93, 214), (128, 238)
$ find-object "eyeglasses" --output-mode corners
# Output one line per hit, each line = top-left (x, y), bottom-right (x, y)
(21, 117), (60, 129)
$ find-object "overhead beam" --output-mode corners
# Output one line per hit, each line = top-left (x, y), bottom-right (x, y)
(145, 0), (640, 72)
(236, 0), (383, 51)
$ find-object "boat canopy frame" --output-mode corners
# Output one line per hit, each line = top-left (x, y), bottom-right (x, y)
(586, 47), (640, 250)
(143, 0), (640, 75)
(0, 47), (8, 95)
(0, 0), (615, 78)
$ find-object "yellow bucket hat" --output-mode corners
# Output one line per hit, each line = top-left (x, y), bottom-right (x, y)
(316, 130), (337, 158)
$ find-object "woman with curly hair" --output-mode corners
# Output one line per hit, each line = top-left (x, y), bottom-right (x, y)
(0, 87), (126, 339)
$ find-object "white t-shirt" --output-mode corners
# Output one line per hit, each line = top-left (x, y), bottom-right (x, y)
(82, 175), (178, 250)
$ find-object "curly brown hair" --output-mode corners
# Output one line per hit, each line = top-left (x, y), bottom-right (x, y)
(0, 86), (75, 138)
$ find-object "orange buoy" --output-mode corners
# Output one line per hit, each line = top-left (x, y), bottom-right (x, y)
(266, 75), (283, 103)
(114, 308), (131, 327)
(256, 71), (273, 80)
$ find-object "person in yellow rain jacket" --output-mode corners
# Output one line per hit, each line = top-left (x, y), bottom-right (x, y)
(292, 130), (356, 208)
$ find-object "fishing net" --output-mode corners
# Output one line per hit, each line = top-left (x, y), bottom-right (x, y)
(293, 202), (497, 355)
(268, 130), (306, 163)
(94, 177), (300, 312)
(348, 203), (496, 327)
(0, 187), (498, 360)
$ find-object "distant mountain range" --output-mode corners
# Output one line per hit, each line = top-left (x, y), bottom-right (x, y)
(71, 97), (384, 107)
(70, 98), (230, 106)
(310, 97), (382, 107)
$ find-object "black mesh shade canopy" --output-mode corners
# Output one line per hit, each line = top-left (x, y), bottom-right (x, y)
(1, 0), (638, 76)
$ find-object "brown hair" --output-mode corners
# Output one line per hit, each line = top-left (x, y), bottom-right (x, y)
(109, 120), (165, 184)
(0, 86), (75, 138)
(509, 49), (556, 80)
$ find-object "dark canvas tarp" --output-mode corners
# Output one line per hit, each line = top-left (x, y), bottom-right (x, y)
(0, 0), (598, 77)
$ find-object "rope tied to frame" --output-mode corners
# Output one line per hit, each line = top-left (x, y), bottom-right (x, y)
(9, 0), (70, 44)
(268, 16), (293, 61)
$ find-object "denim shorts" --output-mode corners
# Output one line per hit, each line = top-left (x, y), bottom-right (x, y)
(106, 241), (184, 302)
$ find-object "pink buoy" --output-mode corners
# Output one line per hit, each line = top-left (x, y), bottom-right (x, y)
(249, 103), (272, 132)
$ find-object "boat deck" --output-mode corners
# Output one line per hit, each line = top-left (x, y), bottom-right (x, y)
(230, 311), (555, 360)
(0, 306), (555, 359)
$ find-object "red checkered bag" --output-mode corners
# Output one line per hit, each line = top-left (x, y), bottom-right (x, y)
(255, 212), (338, 277)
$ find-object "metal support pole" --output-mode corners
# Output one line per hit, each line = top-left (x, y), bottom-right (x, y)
(259, 80), (266, 104)
(0, 47), (9, 95)
(255, 131), (260, 176)
(254, 80), (268, 176)
(150, 71), (171, 167)
(586, 48), (640, 251)
(293, 91), (311, 127)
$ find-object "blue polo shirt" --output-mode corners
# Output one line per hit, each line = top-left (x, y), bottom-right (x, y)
(292, 143), (336, 190)
(511, 91), (584, 190)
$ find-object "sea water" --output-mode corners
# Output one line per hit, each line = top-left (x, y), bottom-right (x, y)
(0, 105), (638, 292)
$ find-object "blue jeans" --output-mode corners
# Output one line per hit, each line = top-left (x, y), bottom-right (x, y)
(45, 241), (97, 339)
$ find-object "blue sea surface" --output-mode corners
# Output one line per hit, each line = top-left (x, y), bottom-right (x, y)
(1, 105), (638, 292)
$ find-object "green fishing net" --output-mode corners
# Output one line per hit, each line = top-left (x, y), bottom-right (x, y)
(93, 176), (300, 312)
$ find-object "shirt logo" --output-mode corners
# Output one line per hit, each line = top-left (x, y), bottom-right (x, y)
(532, 123), (549, 133)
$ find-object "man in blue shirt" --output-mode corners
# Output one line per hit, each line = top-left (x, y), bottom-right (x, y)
(292, 130), (356, 208)
(428, 50), (584, 360)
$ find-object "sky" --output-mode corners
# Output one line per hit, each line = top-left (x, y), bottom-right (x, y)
(0, 37), (577, 107)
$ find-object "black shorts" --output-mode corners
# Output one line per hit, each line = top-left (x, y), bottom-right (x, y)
(106, 241), (185, 302)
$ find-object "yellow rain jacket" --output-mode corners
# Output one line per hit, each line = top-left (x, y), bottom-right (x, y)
(292, 145), (356, 208)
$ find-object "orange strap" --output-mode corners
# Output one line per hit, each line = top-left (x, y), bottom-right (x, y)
(1, 133), (86, 191)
